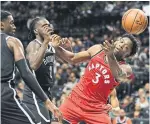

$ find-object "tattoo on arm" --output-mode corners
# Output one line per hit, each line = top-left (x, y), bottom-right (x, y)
(117, 69), (126, 77)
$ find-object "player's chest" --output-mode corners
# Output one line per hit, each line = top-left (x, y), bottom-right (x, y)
(43, 46), (55, 66)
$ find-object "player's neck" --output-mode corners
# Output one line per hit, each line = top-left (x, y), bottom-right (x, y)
(36, 35), (44, 43)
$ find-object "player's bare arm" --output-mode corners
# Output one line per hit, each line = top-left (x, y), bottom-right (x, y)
(26, 41), (47, 70)
(110, 89), (119, 109)
(7, 37), (25, 61)
(7, 37), (63, 123)
(56, 47), (91, 64)
(102, 40), (132, 82)
(107, 89), (120, 118)
(55, 42), (102, 64)
(110, 89), (120, 115)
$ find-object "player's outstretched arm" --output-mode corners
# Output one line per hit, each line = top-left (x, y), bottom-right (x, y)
(102, 40), (132, 82)
(56, 46), (91, 64)
(7, 37), (63, 123)
(55, 41), (102, 64)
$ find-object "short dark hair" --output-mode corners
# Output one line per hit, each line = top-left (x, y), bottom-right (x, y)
(122, 33), (139, 57)
(28, 17), (45, 40)
(1, 10), (12, 21)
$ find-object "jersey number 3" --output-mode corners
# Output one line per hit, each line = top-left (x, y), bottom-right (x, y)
(92, 73), (101, 84)
(92, 73), (110, 84)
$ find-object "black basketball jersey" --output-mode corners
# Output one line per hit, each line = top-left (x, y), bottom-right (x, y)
(1, 33), (15, 82)
(34, 39), (55, 90)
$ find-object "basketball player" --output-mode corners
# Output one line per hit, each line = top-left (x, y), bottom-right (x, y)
(112, 109), (132, 124)
(23, 17), (63, 124)
(1, 11), (62, 124)
(56, 34), (138, 123)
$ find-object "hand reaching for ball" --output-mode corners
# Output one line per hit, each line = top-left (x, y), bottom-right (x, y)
(102, 40), (115, 56)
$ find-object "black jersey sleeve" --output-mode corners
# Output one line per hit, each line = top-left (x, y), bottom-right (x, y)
(16, 59), (48, 102)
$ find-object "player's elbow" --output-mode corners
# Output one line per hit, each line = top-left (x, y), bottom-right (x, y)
(65, 57), (76, 64)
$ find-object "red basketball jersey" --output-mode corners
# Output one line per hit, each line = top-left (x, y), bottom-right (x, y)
(68, 50), (121, 112)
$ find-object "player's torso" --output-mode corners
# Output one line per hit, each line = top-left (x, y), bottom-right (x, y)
(69, 50), (120, 111)
(1, 33), (15, 82)
(34, 40), (56, 89)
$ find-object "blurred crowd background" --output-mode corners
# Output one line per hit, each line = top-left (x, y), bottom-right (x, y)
(2, 1), (149, 124)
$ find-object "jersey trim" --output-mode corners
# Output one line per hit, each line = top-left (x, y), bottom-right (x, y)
(8, 82), (36, 124)
(32, 92), (51, 122)
(35, 39), (42, 45)
(91, 45), (104, 58)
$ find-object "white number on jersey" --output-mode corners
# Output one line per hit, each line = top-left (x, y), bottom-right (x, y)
(92, 72), (110, 84)
(92, 73), (101, 84)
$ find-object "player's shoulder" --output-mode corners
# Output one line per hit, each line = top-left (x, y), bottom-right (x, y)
(91, 44), (103, 50)
(87, 44), (103, 57)
(6, 36), (23, 51)
(7, 36), (23, 47)
(26, 40), (41, 52)
(27, 40), (40, 47)
(28, 40), (41, 47)
(7, 36), (19, 41)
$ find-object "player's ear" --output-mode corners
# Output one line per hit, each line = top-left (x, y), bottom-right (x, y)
(1, 21), (5, 30)
(34, 29), (38, 35)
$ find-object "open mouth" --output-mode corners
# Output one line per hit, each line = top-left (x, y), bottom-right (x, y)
(48, 29), (54, 34)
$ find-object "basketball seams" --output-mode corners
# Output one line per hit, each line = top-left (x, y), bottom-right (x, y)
(130, 10), (139, 33)
(122, 10), (130, 29)
(135, 13), (147, 34)
(135, 14), (144, 34)
(123, 10), (133, 32)
(141, 17), (148, 33)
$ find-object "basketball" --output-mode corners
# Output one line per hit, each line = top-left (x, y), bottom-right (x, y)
(122, 9), (148, 35)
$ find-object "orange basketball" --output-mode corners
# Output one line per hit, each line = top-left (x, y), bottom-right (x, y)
(122, 9), (148, 35)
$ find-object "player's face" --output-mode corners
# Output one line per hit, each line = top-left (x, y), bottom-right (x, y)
(119, 109), (125, 117)
(114, 37), (133, 58)
(37, 19), (54, 36)
(2, 15), (16, 34)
